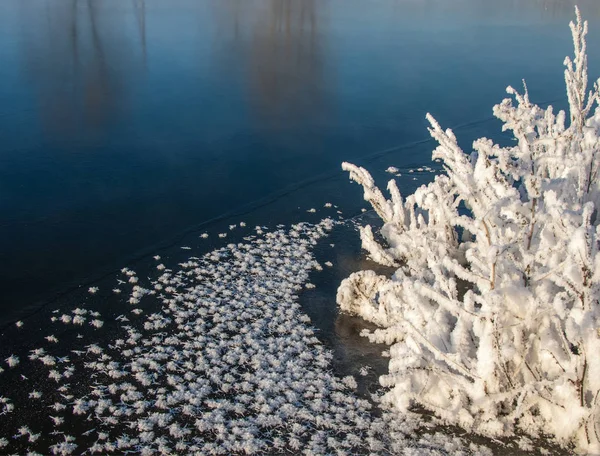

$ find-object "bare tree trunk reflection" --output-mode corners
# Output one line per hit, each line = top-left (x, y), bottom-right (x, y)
(70, 0), (79, 68)
(251, 0), (324, 127)
(18, 0), (147, 141)
(134, 0), (147, 66)
(213, 0), (327, 129)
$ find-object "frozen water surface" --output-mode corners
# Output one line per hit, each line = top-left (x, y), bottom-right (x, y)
(1, 0), (600, 322)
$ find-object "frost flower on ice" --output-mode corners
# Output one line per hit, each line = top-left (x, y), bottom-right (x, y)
(5, 356), (19, 368)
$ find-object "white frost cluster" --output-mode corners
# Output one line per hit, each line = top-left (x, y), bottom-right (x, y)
(0, 219), (492, 455)
(338, 9), (600, 453)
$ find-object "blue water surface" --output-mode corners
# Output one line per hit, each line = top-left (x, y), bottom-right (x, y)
(0, 0), (599, 324)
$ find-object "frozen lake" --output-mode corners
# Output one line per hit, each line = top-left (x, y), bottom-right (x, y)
(0, 0), (599, 323)
(0, 1), (598, 453)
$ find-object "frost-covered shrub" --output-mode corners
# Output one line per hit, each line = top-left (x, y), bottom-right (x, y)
(338, 9), (600, 453)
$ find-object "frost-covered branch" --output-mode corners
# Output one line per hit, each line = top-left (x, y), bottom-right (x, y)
(338, 9), (600, 454)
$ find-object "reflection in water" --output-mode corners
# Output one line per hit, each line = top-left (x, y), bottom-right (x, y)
(134, 0), (147, 65)
(503, 0), (600, 19)
(365, 0), (600, 22)
(0, 0), (599, 327)
(250, 0), (322, 126)
(18, 0), (147, 140)
(215, 0), (326, 128)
